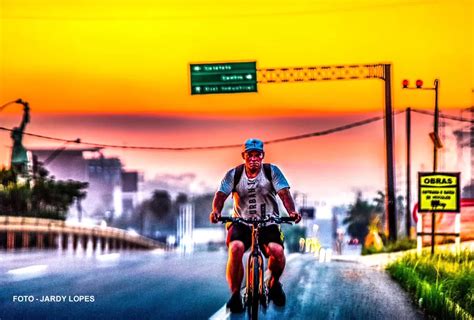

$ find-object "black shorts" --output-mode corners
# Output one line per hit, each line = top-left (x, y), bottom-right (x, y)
(226, 223), (284, 255)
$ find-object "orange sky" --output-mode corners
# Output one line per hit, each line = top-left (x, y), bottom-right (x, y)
(1, 0), (472, 115)
(0, 0), (473, 208)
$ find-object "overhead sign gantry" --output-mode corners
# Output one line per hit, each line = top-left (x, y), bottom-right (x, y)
(189, 61), (398, 241)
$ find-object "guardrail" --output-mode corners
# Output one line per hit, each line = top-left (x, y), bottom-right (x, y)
(0, 216), (165, 251)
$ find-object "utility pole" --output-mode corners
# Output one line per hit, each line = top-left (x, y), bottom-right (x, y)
(406, 107), (412, 238)
(384, 64), (397, 241)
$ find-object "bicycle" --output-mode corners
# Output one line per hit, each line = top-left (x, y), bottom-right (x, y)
(218, 207), (295, 320)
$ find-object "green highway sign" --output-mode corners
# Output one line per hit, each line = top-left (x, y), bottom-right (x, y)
(190, 61), (257, 95)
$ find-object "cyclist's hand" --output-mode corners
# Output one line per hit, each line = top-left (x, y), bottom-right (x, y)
(289, 211), (302, 224)
(209, 211), (221, 224)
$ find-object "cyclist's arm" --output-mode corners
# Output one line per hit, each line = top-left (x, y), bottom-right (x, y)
(212, 191), (228, 213)
(209, 191), (228, 223)
(277, 187), (302, 223)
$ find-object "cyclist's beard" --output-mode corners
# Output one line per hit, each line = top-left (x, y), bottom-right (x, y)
(247, 162), (261, 174)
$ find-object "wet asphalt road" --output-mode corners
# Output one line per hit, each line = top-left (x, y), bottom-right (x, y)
(0, 250), (424, 320)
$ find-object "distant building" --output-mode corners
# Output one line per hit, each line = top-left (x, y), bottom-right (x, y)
(30, 148), (139, 224)
(121, 171), (142, 220)
(86, 156), (123, 220)
(30, 147), (99, 181)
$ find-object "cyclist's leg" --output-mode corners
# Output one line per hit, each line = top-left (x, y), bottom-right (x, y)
(260, 225), (287, 306)
(226, 223), (251, 293)
(227, 240), (245, 293)
(266, 242), (285, 286)
(259, 225), (285, 286)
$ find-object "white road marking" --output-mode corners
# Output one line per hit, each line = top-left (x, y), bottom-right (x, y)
(7, 264), (48, 280)
(209, 304), (231, 320)
(96, 253), (121, 268)
(96, 253), (121, 261)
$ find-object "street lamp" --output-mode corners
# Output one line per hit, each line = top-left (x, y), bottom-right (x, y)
(0, 98), (27, 112)
(402, 79), (441, 255)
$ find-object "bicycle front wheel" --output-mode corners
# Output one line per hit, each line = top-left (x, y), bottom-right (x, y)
(249, 256), (261, 320)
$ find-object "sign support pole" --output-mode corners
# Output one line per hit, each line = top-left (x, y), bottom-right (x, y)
(417, 212), (422, 255)
(431, 211), (435, 255)
(431, 80), (440, 256)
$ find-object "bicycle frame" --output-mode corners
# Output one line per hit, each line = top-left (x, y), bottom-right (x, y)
(246, 218), (267, 319)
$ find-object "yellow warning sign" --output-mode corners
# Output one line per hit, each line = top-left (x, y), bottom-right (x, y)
(418, 172), (460, 212)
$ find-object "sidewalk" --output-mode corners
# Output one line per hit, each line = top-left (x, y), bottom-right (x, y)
(332, 241), (474, 269)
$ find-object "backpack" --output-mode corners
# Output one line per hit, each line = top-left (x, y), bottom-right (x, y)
(232, 163), (274, 193)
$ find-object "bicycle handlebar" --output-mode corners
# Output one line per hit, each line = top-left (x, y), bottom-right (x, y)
(217, 215), (295, 225)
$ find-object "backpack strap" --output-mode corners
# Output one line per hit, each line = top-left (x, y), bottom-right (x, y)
(263, 163), (275, 193)
(263, 163), (272, 183)
(232, 164), (245, 193)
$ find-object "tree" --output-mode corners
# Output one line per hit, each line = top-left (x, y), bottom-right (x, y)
(175, 193), (188, 205)
(0, 167), (88, 220)
(373, 190), (385, 215)
(0, 168), (16, 186)
(193, 193), (214, 228)
(343, 192), (374, 243)
(148, 190), (173, 231)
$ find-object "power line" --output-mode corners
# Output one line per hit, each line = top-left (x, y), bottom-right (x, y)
(265, 113), (400, 144)
(2, 109), (471, 151)
(0, 112), (401, 151)
(411, 108), (474, 123)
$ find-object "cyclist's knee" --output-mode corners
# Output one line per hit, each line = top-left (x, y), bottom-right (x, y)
(229, 241), (245, 258)
(267, 242), (284, 260)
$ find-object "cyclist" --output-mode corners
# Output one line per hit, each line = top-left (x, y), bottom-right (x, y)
(210, 138), (302, 313)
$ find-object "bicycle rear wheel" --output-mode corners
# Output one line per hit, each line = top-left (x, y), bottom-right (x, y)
(248, 256), (260, 320)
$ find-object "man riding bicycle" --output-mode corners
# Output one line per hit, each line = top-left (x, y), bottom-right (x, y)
(209, 138), (302, 313)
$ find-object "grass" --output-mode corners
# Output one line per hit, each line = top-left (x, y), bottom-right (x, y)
(386, 249), (474, 319)
(361, 238), (416, 255)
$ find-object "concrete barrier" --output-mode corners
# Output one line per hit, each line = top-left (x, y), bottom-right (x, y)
(0, 216), (164, 251)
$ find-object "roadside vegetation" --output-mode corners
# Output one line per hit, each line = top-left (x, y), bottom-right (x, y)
(343, 190), (418, 255)
(387, 249), (473, 320)
(0, 167), (87, 220)
(361, 238), (417, 255)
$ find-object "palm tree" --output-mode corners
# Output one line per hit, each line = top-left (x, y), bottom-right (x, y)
(343, 191), (375, 243)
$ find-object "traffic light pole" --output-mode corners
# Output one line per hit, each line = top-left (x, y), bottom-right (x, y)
(402, 78), (440, 255)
